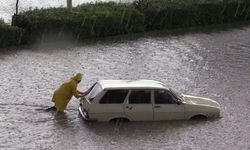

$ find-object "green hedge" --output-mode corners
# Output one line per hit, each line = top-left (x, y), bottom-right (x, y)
(133, 0), (250, 30)
(16, 2), (145, 43)
(0, 20), (24, 48)
(2, 0), (250, 48)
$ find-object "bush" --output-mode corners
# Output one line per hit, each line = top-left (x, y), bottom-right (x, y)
(16, 2), (145, 43)
(0, 19), (24, 48)
(2, 0), (250, 48)
(133, 0), (250, 30)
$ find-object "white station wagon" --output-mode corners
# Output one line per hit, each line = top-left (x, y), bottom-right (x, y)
(79, 80), (220, 122)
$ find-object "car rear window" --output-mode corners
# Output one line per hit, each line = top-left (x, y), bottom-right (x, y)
(99, 90), (128, 104)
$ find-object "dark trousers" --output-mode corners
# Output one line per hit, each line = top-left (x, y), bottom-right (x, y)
(46, 106), (57, 111)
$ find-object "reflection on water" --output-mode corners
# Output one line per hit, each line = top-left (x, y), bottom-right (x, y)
(0, 25), (250, 149)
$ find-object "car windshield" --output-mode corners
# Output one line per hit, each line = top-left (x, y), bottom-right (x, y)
(169, 88), (184, 102)
(86, 83), (102, 102)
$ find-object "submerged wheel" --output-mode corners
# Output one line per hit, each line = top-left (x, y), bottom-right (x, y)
(190, 115), (207, 120)
(110, 118), (130, 123)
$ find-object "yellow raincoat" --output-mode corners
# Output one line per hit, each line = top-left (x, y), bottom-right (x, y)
(52, 73), (83, 112)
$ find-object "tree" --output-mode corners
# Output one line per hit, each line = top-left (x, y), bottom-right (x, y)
(16, 0), (19, 14)
(67, 0), (72, 12)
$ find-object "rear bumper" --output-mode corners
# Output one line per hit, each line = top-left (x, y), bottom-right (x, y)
(78, 105), (89, 120)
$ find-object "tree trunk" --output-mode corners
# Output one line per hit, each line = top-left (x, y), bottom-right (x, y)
(16, 0), (19, 14)
(67, 0), (72, 12)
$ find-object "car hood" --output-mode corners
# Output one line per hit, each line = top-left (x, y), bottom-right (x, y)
(183, 95), (220, 108)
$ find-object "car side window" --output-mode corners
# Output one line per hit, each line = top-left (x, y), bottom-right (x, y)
(99, 90), (128, 104)
(155, 90), (177, 104)
(129, 90), (151, 104)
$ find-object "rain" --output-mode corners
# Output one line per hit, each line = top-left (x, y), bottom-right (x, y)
(0, 0), (250, 149)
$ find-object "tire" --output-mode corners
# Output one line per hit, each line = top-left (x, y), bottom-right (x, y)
(190, 115), (207, 120)
(110, 118), (129, 124)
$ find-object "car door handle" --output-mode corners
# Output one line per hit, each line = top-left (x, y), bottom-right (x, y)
(154, 106), (160, 108)
(126, 106), (133, 110)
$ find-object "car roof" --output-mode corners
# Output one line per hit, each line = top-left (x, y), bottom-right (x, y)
(98, 80), (169, 90)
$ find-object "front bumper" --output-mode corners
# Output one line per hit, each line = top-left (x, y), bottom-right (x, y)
(78, 105), (89, 120)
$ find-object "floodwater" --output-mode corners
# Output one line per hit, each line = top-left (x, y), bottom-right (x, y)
(0, 24), (250, 149)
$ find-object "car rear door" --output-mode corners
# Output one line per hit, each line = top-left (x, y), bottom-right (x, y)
(124, 90), (153, 121)
(153, 90), (185, 120)
(91, 90), (128, 121)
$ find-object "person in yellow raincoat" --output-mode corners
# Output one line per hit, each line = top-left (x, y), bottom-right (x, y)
(46, 73), (87, 112)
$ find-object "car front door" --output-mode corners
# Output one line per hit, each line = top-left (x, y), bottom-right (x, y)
(124, 90), (153, 121)
(153, 90), (184, 120)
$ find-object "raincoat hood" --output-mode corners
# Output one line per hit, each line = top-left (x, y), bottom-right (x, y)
(72, 73), (83, 83)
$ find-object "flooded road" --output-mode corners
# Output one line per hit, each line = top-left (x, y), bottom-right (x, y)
(0, 25), (250, 149)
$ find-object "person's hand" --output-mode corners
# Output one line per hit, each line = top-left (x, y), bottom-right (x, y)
(78, 91), (85, 95)
(78, 92), (88, 98)
(81, 91), (89, 96)
(78, 94), (85, 98)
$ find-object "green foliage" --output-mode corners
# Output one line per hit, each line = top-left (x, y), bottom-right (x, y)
(133, 0), (250, 30)
(0, 19), (24, 48)
(2, 0), (250, 48)
(16, 2), (145, 43)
